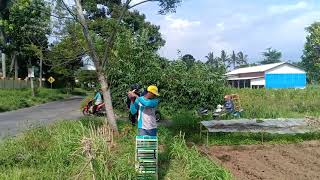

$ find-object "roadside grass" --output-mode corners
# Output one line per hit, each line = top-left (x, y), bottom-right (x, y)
(0, 117), (231, 180)
(0, 88), (83, 112)
(227, 86), (320, 118)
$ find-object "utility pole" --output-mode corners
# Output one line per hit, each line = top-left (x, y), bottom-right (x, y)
(1, 52), (5, 78)
(39, 54), (43, 88)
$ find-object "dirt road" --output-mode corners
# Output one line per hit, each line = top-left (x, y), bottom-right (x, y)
(0, 96), (83, 139)
(201, 141), (320, 180)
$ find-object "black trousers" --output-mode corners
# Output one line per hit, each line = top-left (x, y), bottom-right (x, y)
(129, 112), (138, 125)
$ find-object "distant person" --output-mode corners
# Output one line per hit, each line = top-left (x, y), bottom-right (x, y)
(128, 85), (160, 136)
(92, 89), (103, 113)
(224, 95), (234, 113)
(127, 83), (141, 126)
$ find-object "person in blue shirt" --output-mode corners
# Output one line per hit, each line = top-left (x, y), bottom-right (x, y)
(92, 89), (103, 114)
(128, 85), (160, 136)
(224, 95), (234, 113)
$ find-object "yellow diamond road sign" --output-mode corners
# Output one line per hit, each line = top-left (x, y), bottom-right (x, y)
(48, 77), (55, 84)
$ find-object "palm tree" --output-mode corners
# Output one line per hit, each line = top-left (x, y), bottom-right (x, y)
(220, 50), (230, 69)
(237, 51), (248, 67)
(229, 51), (238, 70)
(205, 52), (215, 65)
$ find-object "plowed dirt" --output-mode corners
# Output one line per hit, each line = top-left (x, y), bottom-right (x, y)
(200, 141), (320, 180)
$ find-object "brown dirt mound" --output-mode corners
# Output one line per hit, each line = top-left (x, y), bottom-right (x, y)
(199, 141), (320, 180)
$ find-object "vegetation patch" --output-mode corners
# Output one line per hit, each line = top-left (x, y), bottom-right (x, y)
(0, 118), (231, 179)
(0, 88), (71, 112)
(227, 86), (320, 118)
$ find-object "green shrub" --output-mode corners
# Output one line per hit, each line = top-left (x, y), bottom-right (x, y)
(0, 88), (69, 112)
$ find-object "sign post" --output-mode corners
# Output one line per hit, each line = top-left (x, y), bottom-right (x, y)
(28, 67), (35, 97)
(48, 76), (55, 89)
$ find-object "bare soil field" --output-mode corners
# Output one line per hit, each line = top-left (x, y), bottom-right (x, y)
(199, 141), (320, 180)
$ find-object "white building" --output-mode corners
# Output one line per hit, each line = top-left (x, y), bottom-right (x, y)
(81, 55), (96, 71)
(226, 62), (306, 89)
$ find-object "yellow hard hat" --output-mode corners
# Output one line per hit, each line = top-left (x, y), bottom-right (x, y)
(147, 85), (160, 96)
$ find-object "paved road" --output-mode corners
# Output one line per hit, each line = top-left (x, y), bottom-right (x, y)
(0, 96), (83, 139)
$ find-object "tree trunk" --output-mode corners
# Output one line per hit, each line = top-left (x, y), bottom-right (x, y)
(74, 0), (118, 132)
(98, 72), (118, 132)
(1, 53), (6, 78)
(39, 55), (43, 87)
(30, 77), (35, 97)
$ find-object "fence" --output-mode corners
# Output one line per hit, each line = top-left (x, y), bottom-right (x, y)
(0, 79), (39, 89)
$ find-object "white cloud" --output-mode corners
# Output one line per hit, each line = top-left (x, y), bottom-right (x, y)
(164, 15), (201, 32)
(216, 23), (225, 31)
(268, 1), (309, 15)
(208, 37), (233, 53)
(130, 0), (141, 4)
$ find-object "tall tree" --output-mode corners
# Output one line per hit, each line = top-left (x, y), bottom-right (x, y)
(1, 0), (50, 79)
(220, 50), (230, 68)
(236, 51), (248, 68)
(59, 0), (181, 132)
(229, 50), (237, 69)
(205, 52), (215, 65)
(205, 52), (224, 69)
(260, 47), (282, 64)
(302, 22), (320, 83)
(0, 0), (10, 78)
(181, 54), (195, 69)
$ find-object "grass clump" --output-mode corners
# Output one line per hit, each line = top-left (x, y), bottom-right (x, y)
(0, 88), (70, 112)
(228, 86), (320, 118)
(0, 117), (138, 179)
(0, 118), (231, 179)
(164, 134), (232, 180)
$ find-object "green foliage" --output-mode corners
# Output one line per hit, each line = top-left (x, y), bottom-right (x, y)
(0, 88), (68, 112)
(302, 22), (320, 83)
(46, 22), (86, 89)
(165, 135), (232, 179)
(207, 131), (320, 145)
(181, 54), (196, 69)
(227, 86), (320, 118)
(0, 0), (51, 78)
(106, 23), (226, 110)
(75, 69), (98, 90)
(260, 47), (282, 64)
(206, 50), (248, 70)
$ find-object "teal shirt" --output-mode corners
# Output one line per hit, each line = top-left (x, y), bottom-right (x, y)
(130, 97), (159, 129)
(94, 92), (102, 104)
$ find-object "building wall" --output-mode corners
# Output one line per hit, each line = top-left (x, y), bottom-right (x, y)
(265, 74), (306, 89)
(266, 64), (305, 74)
(251, 78), (265, 86)
(265, 64), (306, 89)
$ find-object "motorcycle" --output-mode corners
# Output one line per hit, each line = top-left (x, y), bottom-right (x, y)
(82, 100), (106, 116)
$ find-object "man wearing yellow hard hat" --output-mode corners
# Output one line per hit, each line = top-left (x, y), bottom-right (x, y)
(128, 85), (160, 136)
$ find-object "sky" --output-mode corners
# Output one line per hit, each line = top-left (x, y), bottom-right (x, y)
(130, 0), (320, 63)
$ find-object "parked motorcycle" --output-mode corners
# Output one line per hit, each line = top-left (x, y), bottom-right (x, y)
(82, 100), (106, 116)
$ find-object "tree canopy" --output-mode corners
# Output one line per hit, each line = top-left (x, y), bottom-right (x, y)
(302, 22), (320, 83)
(260, 47), (282, 64)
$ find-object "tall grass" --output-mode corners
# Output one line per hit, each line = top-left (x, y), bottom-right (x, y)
(164, 134), (232, 180)
(0, 118), (231, 179)
(227, 86), (320, 118)
(0, 88), (69, 112)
